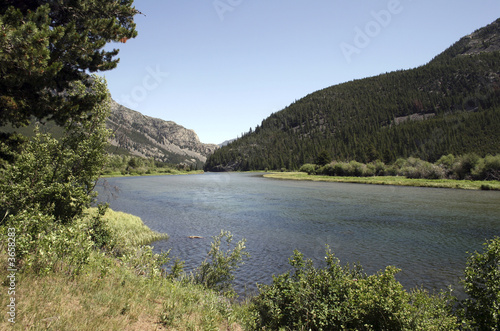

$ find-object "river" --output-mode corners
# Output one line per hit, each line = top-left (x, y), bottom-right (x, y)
(96, 172), (500, 296)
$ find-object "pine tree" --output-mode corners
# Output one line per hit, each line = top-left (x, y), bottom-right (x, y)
(0, 1), (139, 128)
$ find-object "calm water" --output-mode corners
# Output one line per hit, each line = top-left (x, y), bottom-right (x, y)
(96, 172), (500, 296)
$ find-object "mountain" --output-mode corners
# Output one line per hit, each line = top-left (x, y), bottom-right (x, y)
(108, 101), (218, 166)
(205, 18), (500, 172)
(219, 139), (236, 147)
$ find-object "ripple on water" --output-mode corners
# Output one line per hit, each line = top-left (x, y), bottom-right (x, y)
(96, 173), (500, 297)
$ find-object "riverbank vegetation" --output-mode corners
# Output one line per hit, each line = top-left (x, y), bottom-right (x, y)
(271, 153), (500, 190)
(1, 2), (499, 329)
(102, 155), (203, 177)
(265, 172), (500, 190)
(301, 154), (500, 181)
(0, 209), (253, 330)
(1, 208), (498, 329)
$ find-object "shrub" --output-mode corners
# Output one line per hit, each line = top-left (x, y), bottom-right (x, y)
(348, 160), (365, 176)
(453, 153), (480, 179)
(460, 237), (500, 330)
(316, 163), (331, 176)
(364, 163), (376, 176)
(1, 207), (94, 275)
(86, 204), (115, 251)
(299, 163), (317, 175)
(472, 155), (500, 181)
(120, 245), (174, 279)
(0, 78), (111, 224)
(372, 159), (386, 176)
(252, 248), (459, 330)
(192, 230), (249, 297)
(399, 158), (445, 179)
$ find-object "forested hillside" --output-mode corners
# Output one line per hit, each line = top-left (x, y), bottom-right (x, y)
(205, 18), (500, 172)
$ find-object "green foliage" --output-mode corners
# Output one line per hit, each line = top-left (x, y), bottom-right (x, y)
(301, 154), (500, 182)
(0, 207), (94, 275)
(252, 247), (459, 330)
(0, 77), (114, 276)
(102, 154), (203, 177)
(0, 77), (111, 223)
(205, 21), (500, 172)
(0, 1), (138, 127)
(120, 245), (173, 279)
(192, 230), (250, 297)
(472, 155), (500, 181)
(460, 237), (500, 330)
(315, 150), (332, 167)
(87, 204), (114, 251)
(453, 154), (481, 180)
(299, 163), (318, 175)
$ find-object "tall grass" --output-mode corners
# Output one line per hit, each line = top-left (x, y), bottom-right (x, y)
(0, 250), (250, 330)
(0, 209), (253, 330)
(87, 208), (169, 247)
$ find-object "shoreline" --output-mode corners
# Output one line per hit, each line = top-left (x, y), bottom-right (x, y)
(101, 169), (204, 178)
(263, 172), (500, 191)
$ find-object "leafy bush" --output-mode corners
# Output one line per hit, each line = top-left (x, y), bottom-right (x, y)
(372, 159), (387, 176)
(0, 78), (111, 224)
(0, 207), (94, 275)
(348, 160), (366, 176)
(316, 163), (335, 176)
(192, 230), (249, 297)
(399, 159), (445, 179)
(472, 155), (500, 181)
(86, 204), (115, 251)
(252, 248), (459, 330)
(0, 78), (114, 274)
(299, 163), (317, 175)
(460, 237), (500, 330)
(317, 161), (376, 177)
(453, 153), (480, 179)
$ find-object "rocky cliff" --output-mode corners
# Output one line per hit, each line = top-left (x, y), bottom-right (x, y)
(107, 101), (218, 165)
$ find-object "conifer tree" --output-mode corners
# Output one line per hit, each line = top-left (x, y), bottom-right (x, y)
(0, 0), (139, 128)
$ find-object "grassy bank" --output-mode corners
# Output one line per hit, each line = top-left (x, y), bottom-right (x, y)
(0, 209), (252, 330)
(264, 172), (500, 190)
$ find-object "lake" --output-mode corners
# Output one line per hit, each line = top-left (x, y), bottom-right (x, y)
(96, 172), (500, 296)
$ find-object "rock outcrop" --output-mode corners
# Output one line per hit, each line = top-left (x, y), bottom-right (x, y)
(107, 100), (218, 164)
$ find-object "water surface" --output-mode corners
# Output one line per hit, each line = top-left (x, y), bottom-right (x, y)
(96, 173), (500, 296)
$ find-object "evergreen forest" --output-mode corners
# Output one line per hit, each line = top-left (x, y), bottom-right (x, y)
(205, 19), (500, 172)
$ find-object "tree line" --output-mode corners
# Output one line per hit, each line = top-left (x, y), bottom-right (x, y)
(299, 153), (500, 182)
(103, 154), (202, 176)
(205, 31), (500, 172)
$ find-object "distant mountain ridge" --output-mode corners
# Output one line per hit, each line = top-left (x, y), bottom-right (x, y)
(205, 18), (500, 171)
(108, 101), (218, 165)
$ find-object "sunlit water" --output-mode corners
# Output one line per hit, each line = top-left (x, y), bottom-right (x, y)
(96, 172), (500, 297)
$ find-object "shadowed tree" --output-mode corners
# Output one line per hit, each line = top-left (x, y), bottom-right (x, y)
(316, 150), (332, 166)
(0, 0), (139, 128)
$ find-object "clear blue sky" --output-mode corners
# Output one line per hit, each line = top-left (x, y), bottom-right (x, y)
(101, 0), (500, 145)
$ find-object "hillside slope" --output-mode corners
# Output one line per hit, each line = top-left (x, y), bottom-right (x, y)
(205, 18), (500, 172)
(108, 101), (218, 165)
